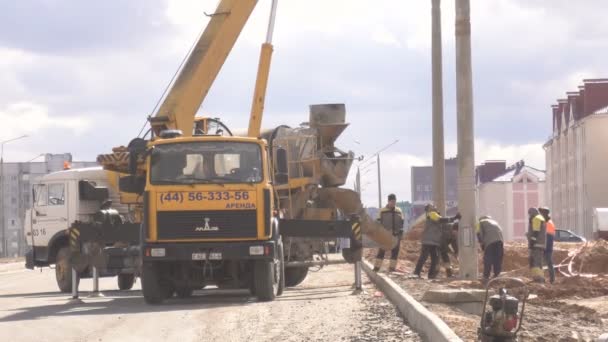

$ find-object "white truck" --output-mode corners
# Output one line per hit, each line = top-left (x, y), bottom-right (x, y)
(24, 167), (139, 293)
(593, 208), (608, 241)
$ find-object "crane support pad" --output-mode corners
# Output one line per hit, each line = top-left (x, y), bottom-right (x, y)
(279, 219), (353, 238)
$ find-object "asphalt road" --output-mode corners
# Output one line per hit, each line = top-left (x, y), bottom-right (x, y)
(0, 263), (420, 342)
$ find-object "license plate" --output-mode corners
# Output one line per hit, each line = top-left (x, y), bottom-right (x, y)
(192, 253), (207, 260)
(209, 252), (222, 260)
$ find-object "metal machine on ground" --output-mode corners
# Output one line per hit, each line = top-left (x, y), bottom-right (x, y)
(478, 277), (529, 342)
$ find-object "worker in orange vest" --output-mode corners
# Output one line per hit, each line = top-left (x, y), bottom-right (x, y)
(539, 207), (555, 284)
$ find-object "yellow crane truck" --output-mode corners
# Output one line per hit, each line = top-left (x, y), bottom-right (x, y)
(58, 0), (396, 304)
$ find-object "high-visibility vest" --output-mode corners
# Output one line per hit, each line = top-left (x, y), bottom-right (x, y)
(546, 220), (556, 236)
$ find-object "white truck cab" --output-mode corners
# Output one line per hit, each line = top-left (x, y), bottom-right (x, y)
(25, 167), (130, 292)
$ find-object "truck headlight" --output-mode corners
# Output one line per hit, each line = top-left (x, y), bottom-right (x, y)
(150, 248), (166, 257)
(249, 246), (264, 256)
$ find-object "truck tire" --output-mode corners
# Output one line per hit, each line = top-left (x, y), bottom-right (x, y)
(254, 240), (284, 302)
(117, 274), (136, 290)
(175, 287), (194, 298)
(142, 262), (164, 304)
(284, 266), (309, 287)
(55, 246), (79, 293)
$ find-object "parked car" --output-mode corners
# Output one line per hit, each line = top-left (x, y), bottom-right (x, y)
(554, 229), (587, 243)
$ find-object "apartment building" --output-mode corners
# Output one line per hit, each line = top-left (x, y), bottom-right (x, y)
(544, 79), (608, 239)
(410, 157), (458, 219)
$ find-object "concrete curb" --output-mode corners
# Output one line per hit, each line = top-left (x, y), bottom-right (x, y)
(0, 261), (26, 273)
(362, 260), (463, 342)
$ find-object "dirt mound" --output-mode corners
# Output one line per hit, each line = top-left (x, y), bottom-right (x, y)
(527, 275), (608, 300)
(577, 240), (608, 274)
(404, 219), (424, 241)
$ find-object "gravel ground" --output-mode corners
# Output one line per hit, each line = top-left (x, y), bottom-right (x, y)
(0, 261), (421, 342)
(351, 284), (422, 342)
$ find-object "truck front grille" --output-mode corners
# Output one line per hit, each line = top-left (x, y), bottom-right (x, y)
(156, 210), (257, 240)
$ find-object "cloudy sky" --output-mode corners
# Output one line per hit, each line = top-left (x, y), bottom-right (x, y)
(1, 0), (607, 206)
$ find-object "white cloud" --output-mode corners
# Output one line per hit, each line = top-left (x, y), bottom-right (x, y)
(0, 102), (91, 137)
(475, 140), (545, 170)
(372, 27), (403, 48)
(446, 139), (546, 170)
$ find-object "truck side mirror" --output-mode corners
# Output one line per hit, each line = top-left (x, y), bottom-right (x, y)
(275, 147), (288, 184)
(119, 175), (146, 194)
(127, 138), (148, 175)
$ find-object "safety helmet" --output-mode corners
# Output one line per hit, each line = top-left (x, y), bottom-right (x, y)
(424, 203), (436, 212)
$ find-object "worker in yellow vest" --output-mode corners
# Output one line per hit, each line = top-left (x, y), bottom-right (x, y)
(373, 194), (404, 272)
(527, 208), (547, 283)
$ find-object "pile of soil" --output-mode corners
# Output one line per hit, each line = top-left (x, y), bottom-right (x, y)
(577, 240), (608, 274)
(404, 219), (425, 241)
(366, 235), (608, 339)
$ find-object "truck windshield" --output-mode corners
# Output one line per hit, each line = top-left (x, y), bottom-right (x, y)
(150, 141), (263, 185)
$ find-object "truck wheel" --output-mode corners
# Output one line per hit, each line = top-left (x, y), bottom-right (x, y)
(55, 246), (79, 293)
(285, 267), (309, 287)
(142, 262), (164, 304)
(254, 241), (284, 302)
(175, 287), (194, 298)
(117, 274), (136, 290)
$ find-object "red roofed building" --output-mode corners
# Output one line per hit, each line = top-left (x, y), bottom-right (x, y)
(544, 78), (608, 239)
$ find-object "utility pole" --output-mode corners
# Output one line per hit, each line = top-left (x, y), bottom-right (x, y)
(455, 0), (478, 279)
(358, 139), (398, 209)
(432, 0), (446, 214)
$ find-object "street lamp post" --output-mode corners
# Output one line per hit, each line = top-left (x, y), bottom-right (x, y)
(1, 135), (28, 257)
(358, 139), (399, 209)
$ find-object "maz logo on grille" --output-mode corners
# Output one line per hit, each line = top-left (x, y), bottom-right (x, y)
(195, 217), (219, 232)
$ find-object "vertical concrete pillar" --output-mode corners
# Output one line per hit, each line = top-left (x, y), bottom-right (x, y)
(432, 0), (446, 214)
(455, 0), (478, 279)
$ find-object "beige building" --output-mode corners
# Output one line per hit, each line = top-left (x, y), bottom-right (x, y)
(544, 79), (608, 239)
(477, 161), (546, 241)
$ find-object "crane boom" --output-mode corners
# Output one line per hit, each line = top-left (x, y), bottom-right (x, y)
(247, 0), (278, 137)
(152, 0), (258, 136)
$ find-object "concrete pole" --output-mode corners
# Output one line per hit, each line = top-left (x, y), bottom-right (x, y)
(432, 0), (446, 214)
(455, 0), (478, 279)
(71, 268), (79, 299)
(377, 154), (382, 209)
(354, 261), (362, 290)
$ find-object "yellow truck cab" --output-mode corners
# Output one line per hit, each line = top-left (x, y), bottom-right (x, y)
(136, 131), (284, 303)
